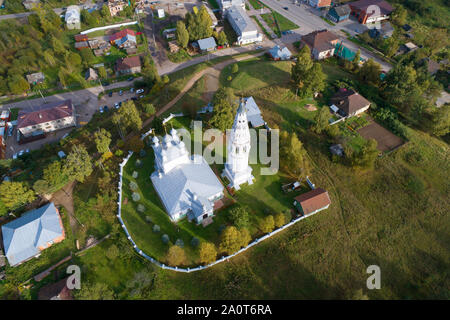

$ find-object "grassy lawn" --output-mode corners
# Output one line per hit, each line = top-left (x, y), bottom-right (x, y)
(261, 13), (280, 37)
(272, 11), (299, 31)
(167, 49), (192, 63)
(219, 58), (293, 93)
(249, 0), (266, 9)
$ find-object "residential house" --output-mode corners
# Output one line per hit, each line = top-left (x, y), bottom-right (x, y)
(218, 0), (245, 13)
(309, 0), (331, 9)
(65, 5), (81, 30)
(85, 68), (98, 81)
(115, 56), (141, 76)
(326, 4), (351, 23)
(17, 100), (76, 138)
(150, 129), (224, 224)
(74, 34), (89, 42)
(197, 37), (217, 52)
(294, 188), (331, 216)
(38, 278), (73, 300)
(108, 0), (127, 16)
(157, 8), (164, 18)
(22, 0), (39, 10)
(301, 29), (339, 60)
(329, 88), (371, 117)
(369, 21), (394, 38)
(26, 72), (45, 85)
(268, 45), (292, 61)
(227, 5), (263, 46)
(110, 28), (137, 48)
(349, 0), (394, 24)
(74, 41), (89, 50)
(1, 203), (65, 267)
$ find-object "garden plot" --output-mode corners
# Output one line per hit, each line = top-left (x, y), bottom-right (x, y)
(357, 118), (404, 152)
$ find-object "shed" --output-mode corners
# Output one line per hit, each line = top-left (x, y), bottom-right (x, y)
(330, 144), (344, 157)
(58, 151), (66, 158)
(85, 68), (98, 81)
(197, 37), (217, 52)
(293, 188), (331, 216)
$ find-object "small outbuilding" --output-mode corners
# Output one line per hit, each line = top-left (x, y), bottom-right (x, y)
(85, 68), (98, 81)
(268, 45), (292, 61)
(197, 37), (217, 52)
(293, 188), (331, 216)
(65, 5), (81, 30)
(326, 4), (351, 23)
(330, 144), (344, 157)
(26, 72), (45, 85)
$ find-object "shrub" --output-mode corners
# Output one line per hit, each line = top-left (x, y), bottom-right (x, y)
(132, 171), (139, 179)
(131, 192), (141, 202)
(115, 149), (124, 157)
(259, 215), (275, 233)
(239, 228), (251, 248)
(129, 181), (138, 191)
(274, 212), (286, 228)
(161, 234), (170, 244)
(199, 242), (217, 265)
(145, 216), (153, 223)
(175, 239), (184, 248)
(106, 244), (120, 260)
(229, 205), (249, 229)
(227, 76), (232, 81)
(190, 237), (200, 247)
(166, 245), (186, 266)
(153, 224), (160, 232)
(219, 226), (241, 255)
(137, 204), (145, 213)
(231, 63), (239, 74)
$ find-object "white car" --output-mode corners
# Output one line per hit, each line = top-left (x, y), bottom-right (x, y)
(18, 150), (24, 157)
(114, 103), (120, 109)
(99, 107), (104, 113)
(136, 89), (144, 94)
(12, 153), (17, 159)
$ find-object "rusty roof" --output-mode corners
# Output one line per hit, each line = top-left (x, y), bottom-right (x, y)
(17, 100), (73, 129)
(294, 188), (331, 215)
(116, 56), (141, 71)
(302, 29), (339, 52)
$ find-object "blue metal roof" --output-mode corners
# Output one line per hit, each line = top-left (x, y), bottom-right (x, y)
(197, 37), (217, 51)
(1, 203), (64, 266)
(269, 45), (292, 60)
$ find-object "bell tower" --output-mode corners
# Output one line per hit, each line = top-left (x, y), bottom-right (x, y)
(222, 100), (254, 190)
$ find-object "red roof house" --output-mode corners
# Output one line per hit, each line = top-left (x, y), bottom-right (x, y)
(349, 0), (394, 24)
(294, 188), (331, 216)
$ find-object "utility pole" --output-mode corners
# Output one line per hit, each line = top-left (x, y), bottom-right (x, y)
(38, 89), (47, 104)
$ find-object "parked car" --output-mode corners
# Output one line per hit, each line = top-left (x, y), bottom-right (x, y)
(99, 107), (104, 113)
(283, 7), (288, 10)
(127, 77), (134, 81)
(12, 153), (18, 159)
(103, 105), (109, 112)
(256, 46), (262, 50)
(119, 90), (123, 96)
(119, 101), (122, 107)
(108, 91), (113, 97)
(139, 95), (144, 99)
(114, 103), (119, 109)
(136, 89), (144, 94)
(18, 150), (25, 157)
(131, 97), (137, 101)
(130, 87), (135, 93)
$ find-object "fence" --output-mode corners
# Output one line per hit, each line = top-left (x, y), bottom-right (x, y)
(80, 21), (138, 35)
(116, 129), (324, 272)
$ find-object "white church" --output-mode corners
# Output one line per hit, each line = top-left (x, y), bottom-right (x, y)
(150, 128), (224, 225)
(150, 102), (256, 225)
(222, 101), (255, 190)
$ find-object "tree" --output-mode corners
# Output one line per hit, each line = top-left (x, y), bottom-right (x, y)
(199, 242), (217, 264)
(0, 181), (35, 210)
(186, 5), (213, 41)
(291, 46), (325, 97)
(259, 215), (275, 233)
(351, 139), (379, 169)
(231, 63), (239, 74)
(100, 4), (111, 19)
(51, 37), (66, 55)
(239, 228), (251, 248)
(80, 48), (95, 67)
(274, 212), (286, 228)
(76, 282), (115, 300)
(208, 87), (236, 132)
(143, 103), (156, 116)
(219, 226), (241, 255)
(229, 205), (249, 229)
(43, 160), (68, 191)
(94, 128), (112, 154)
(176, 20), (189, 48)
(68, 52), (82, 67)
(63, 145), (93, 183)
(358, 59), (382, 86)
(128, 136), (144, 153)
(421, 105), (450, 137)
(279, 131), (310, 179)
(217, 31), (228, 46)
(166, 245), (186, 266)
(383, 64), (422, 110)
(391, 4), (407, 26)
(98, 66), (107, 79)
(117, 100), (143, 132)
(352, 49), (361, 72)
(8, 76), (30, 95)
(312, 106), (330, 134)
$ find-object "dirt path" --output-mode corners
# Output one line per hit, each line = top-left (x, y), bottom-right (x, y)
(123, 52), (266, 141)
(50, 181), (78, 236)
